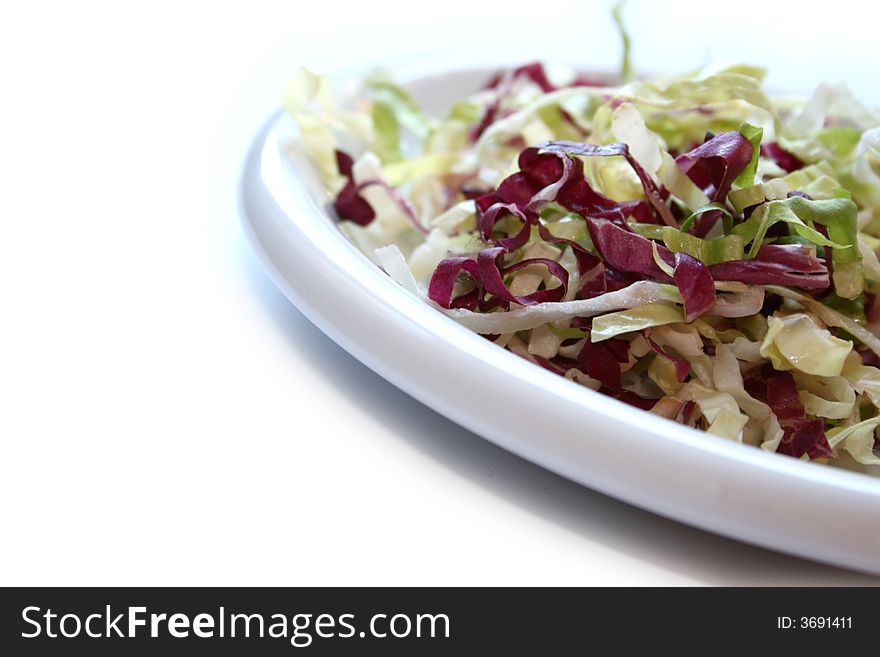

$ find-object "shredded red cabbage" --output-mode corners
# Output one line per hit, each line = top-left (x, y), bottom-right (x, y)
(761, 143), (804, 173)
(754, 369), (833, 459)
(428, 247), (569, 311)
(587, 219), (674, 280)
(477, 247), (569, 306)
(644, 330), (690, 382)
(676, 132), (754, 202)
(676, 132), (754, 235)
(709, 244), (830, 290)
(427, 256), (481, 310)
(483, 62), (557, 94)
(578, 337), (630, 390)
(472, 63), (557, 140)
(673, 252), (716, 322)
(539, 141), (677, 226)
(333, 150), (375, 226)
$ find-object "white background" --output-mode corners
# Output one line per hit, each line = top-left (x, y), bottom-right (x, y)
(3, 0), (879, 585)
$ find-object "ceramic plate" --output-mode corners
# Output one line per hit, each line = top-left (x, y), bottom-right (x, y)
(240, 67), (880, 574)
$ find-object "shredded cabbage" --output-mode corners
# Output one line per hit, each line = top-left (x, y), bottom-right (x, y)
(759, 313), (852, 377)
(282, 8), (880, 470)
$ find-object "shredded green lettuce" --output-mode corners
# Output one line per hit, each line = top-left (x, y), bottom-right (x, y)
(736, 197), (850, 256)
(661, 226), (744, 265)
(734, 122), (764, 188)
(781, 196), (862, 298)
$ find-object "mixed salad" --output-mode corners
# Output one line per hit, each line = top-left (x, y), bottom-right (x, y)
(282, 15), (880, 468)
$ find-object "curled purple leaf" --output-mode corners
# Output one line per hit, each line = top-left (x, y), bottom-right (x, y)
(673, 252), (716, 322)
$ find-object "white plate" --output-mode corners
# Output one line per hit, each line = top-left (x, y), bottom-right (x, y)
(240, 67), (880, 575)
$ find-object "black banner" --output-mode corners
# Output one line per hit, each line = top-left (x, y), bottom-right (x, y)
(0, 587), (874, 654)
